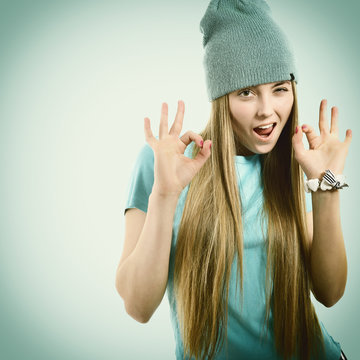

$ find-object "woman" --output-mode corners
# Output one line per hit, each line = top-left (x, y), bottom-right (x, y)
(116, 1), (351, 359)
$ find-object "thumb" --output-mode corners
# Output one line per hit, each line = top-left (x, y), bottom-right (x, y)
(292, 126), (306, 158)
(192, 140), (212, 170)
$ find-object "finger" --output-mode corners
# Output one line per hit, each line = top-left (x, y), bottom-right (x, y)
(330, 106), (339, 137)
(180, 130), (204, 149)
(344, 129), (352, 147)
(144, 117), (157, 147)
(319, 99), (330, 136)
(301, 124), (318, 149)
(159, 102), (169, 138)
(292, 125), (306, 158)
(169, 100), (185, 136)
(192, 140), (212, 170)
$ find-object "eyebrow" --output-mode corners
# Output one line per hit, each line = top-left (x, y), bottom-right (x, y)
(271, 81), (291, 88)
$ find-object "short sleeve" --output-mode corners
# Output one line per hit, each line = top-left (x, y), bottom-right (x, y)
(305, 190), (312, 212)
(304, 172), (312, 213)
(123, 142), (155, 216)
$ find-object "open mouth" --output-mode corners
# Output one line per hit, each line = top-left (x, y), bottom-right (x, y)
(253, 123), (276, 140)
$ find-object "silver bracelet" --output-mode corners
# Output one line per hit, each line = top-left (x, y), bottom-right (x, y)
(304, 169), (349, 193)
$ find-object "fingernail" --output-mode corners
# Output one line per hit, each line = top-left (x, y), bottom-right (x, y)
(295, 126), (298, 134)
(210, 142), (212, 149)
(200, 140), (203, 147)
(302, 125), (306, 130)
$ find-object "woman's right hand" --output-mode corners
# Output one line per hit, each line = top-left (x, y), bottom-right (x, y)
(144, 100), (212, 197)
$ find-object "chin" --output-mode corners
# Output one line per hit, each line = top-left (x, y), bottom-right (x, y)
(252, 143), (276, 155)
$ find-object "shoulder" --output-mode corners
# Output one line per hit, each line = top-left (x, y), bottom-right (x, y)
(138, 142), (154, 162)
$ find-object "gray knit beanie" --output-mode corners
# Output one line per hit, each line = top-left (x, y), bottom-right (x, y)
(200, 0), (298, 101)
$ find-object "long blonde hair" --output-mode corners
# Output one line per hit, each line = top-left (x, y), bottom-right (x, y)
(174, 81), (325, 360)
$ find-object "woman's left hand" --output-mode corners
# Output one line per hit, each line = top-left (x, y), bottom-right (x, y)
(292, 99), (352, 180)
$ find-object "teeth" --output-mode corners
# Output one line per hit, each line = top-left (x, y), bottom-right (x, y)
(258, 123), (274, 129)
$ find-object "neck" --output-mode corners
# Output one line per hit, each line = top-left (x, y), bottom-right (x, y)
(235, 141), (256, 157)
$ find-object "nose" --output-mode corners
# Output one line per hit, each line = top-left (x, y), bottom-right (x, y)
(256, 94), (273, 119)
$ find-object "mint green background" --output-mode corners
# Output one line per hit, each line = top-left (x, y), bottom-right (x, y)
(0, 0), (359, 359)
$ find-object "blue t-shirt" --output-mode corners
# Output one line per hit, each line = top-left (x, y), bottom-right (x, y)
(123, 140), (342, 360)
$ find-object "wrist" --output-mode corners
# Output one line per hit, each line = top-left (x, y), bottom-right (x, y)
(305, 170), (325, 180)
(304, 169), (348, 193)
(311, 188), (339, 196)
(150, 187), (182, 199)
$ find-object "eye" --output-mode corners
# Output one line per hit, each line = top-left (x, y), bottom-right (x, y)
(275, 87), (289, 92)
(238, 89), (252, 97)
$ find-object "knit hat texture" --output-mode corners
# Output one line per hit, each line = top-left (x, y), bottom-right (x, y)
(200, 0), (298, 101)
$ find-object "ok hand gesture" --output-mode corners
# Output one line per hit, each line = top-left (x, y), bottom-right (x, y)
(292, 99), (352, 180)
(144, 100), (212, 197)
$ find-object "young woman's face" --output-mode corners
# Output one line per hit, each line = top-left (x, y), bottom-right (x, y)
(228, 80), (294, 156)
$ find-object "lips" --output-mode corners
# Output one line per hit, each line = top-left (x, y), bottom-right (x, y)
(253, 123), (276, 136)
(253, 123), (277, 141)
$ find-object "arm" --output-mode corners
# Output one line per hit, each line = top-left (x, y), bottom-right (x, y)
(115, 190), (180, 323)
(309, 189), (347, 307)
(292, 98), (352, 308)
